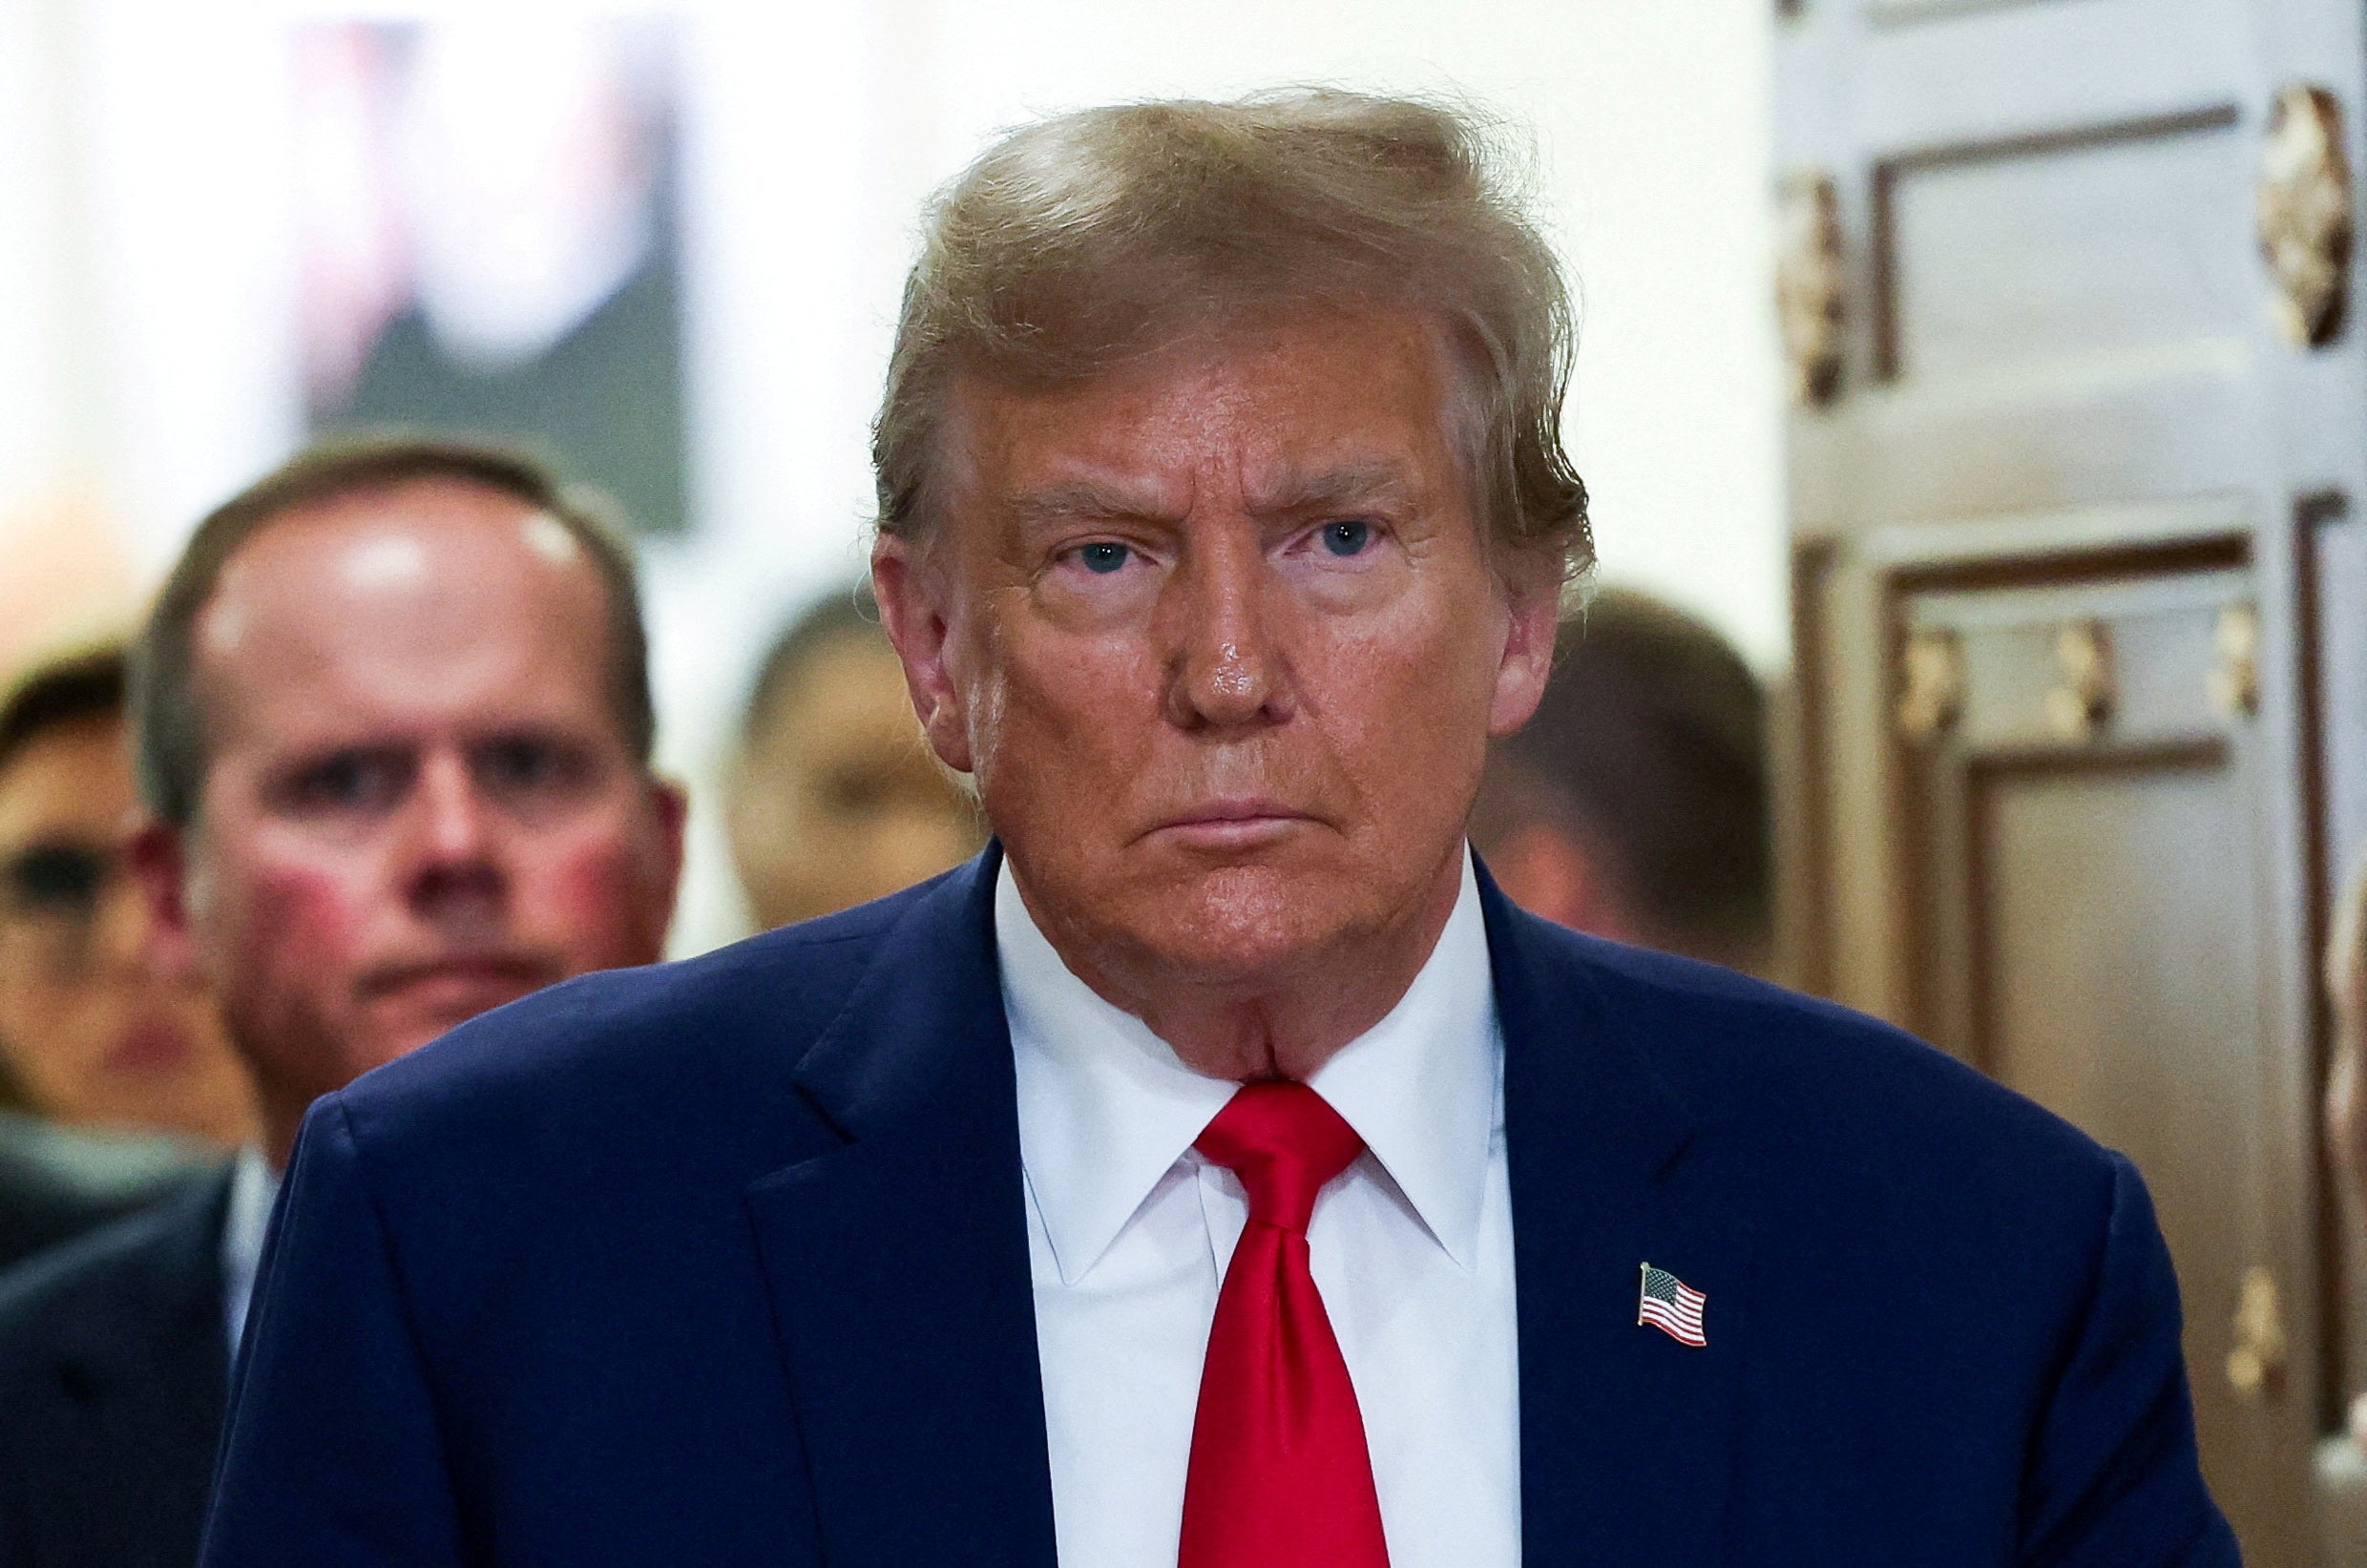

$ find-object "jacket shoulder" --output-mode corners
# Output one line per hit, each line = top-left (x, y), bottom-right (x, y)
(0, 1116), (199, 1273)
(0, 1172), (227, 1384)
(1528, 916), (2116, 1182)
(312, 871), (962, 1210)
(337, 883), (913, 1128)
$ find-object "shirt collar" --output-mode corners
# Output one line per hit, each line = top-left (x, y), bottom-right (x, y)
(1303, 850), (1499, 1273)
(1002, 849), (1501, 1286)
(220, 1144), (279, 1353)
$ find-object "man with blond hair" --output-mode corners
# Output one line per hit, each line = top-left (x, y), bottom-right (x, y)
(205, 94), (2231, 1566)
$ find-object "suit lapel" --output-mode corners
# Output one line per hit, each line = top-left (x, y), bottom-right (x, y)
(744, 850), (1058, 1568)
(1485, 871), (1749, 1566)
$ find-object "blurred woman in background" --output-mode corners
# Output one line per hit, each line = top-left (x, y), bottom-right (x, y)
(0, 640), (256, 1148)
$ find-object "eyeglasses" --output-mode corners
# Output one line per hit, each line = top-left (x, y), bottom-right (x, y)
(0, 840), (124, 975)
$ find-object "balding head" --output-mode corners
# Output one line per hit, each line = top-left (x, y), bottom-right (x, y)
(129, 444), (683, 1163)
(136, 436), (652, 828)
(192, 477), (616, 785)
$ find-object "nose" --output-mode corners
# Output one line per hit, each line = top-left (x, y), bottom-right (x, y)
(405, 750), (507, 932)
(87, 864), (151, 977)
(1161, 531), (1296, 732)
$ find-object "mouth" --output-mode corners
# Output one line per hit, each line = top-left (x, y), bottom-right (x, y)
(103, 1018), (196, 1077)
(359, 955), (562, 1015)
(1143, 799), (1318, 851)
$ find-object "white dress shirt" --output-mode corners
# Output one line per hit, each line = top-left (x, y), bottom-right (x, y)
(220, 1145), (277, 1356)
(1001, 850), (1521, 1568)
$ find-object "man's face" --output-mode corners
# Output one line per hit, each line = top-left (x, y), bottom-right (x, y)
(875, 309), (1557, 993)
(725, 632), (981, 930)
(144, 478), (683, 1154)
(0, 714), (255, 1144)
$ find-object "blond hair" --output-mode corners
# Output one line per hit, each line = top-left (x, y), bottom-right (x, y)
(872, 89), (1591, 582)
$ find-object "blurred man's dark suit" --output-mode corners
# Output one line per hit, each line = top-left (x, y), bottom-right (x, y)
(0, 1171), (230, 1568)
(0, 1110), (195, 1274)
(201, 850), (2233, 1565)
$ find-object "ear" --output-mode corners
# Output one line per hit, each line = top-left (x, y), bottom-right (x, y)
(1486, 574), (1562, 738)
(871, 535), (975, 774)
(650, 774), (688, 868)
(645, 770), (690, 920)
(128, 818), (204, 986)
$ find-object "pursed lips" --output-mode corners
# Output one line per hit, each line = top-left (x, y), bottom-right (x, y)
(358, 954), (562, 1006)
(1142, 799), (1320, 849)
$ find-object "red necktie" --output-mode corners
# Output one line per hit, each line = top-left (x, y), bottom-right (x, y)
(1179, 1081), (1390, 1568)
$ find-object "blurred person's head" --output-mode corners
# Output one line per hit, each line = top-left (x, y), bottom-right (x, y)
(724, 585), (981, 930)
(869, 91), (1581, 1077)
(1470, 590), (1770, 972)
(0, 641), (258, 1145)
(130, 437), (685, 1162)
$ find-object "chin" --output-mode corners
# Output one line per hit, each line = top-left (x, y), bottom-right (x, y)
(1122, 863), (1348, 980)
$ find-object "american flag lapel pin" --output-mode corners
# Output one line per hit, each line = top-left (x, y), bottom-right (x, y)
(1638, 1262), (1707, 1347)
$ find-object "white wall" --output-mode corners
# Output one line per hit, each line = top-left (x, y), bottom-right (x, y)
(6, 0), (1784, 955)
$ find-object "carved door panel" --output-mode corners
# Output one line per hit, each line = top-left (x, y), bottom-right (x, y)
(1890, 528), (2295, 1548)
(1772, 0), (2367, 1558)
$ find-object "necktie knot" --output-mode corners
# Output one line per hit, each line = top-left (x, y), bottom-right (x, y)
(1195, 1081), (1366, 1234)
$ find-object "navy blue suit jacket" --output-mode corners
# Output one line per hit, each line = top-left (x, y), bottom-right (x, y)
(201, 851), (2236, 1565)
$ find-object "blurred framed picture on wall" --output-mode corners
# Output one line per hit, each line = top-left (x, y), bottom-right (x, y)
(293, 16), (689, 534)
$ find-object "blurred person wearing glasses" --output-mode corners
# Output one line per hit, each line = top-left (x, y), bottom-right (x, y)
(0, 438), (683, 1568)
(725, 582), (982, 931)
(0, 642), (258, 1146)
(0, 642), (250, 1273)
(1468, 590), (1771, 975)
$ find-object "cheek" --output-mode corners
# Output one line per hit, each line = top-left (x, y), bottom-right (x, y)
(0, 969), (95, 1076)
(515, 826), (667, 964)
(971, 628), (1147, 795)
(1324, 596), (1498, 801)
(0, 964), (52, 1034)
(216, 859), (368, 986)
(1342, 603), (1488, 715)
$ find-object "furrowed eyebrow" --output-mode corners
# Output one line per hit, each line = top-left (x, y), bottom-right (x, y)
(1245, 461), (1422, 519)
(1005, 481), (1184, 530)
(1003, 461), (1422, 530)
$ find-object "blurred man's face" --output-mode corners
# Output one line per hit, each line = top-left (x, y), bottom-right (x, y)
(0, 713), (255, 1145)
(143, 479), (683, 1159)
(876, 308), (1556, 1007)
(725, 632), (980, 930)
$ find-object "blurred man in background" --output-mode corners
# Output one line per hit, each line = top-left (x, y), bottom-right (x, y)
(725, 583), (981, 930)
(0, 438), (684, 1568)
(0, 641), (250, 1275)
(1470, 589), (1770, 974)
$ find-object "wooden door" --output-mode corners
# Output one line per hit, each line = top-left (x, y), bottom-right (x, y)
(1888, 516), (2297, 1542)
(1771, 0), (2367, 1559)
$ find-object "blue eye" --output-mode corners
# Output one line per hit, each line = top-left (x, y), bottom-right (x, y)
(1322, 521), (1372, 557)
(1078, 542), (1132, 575)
